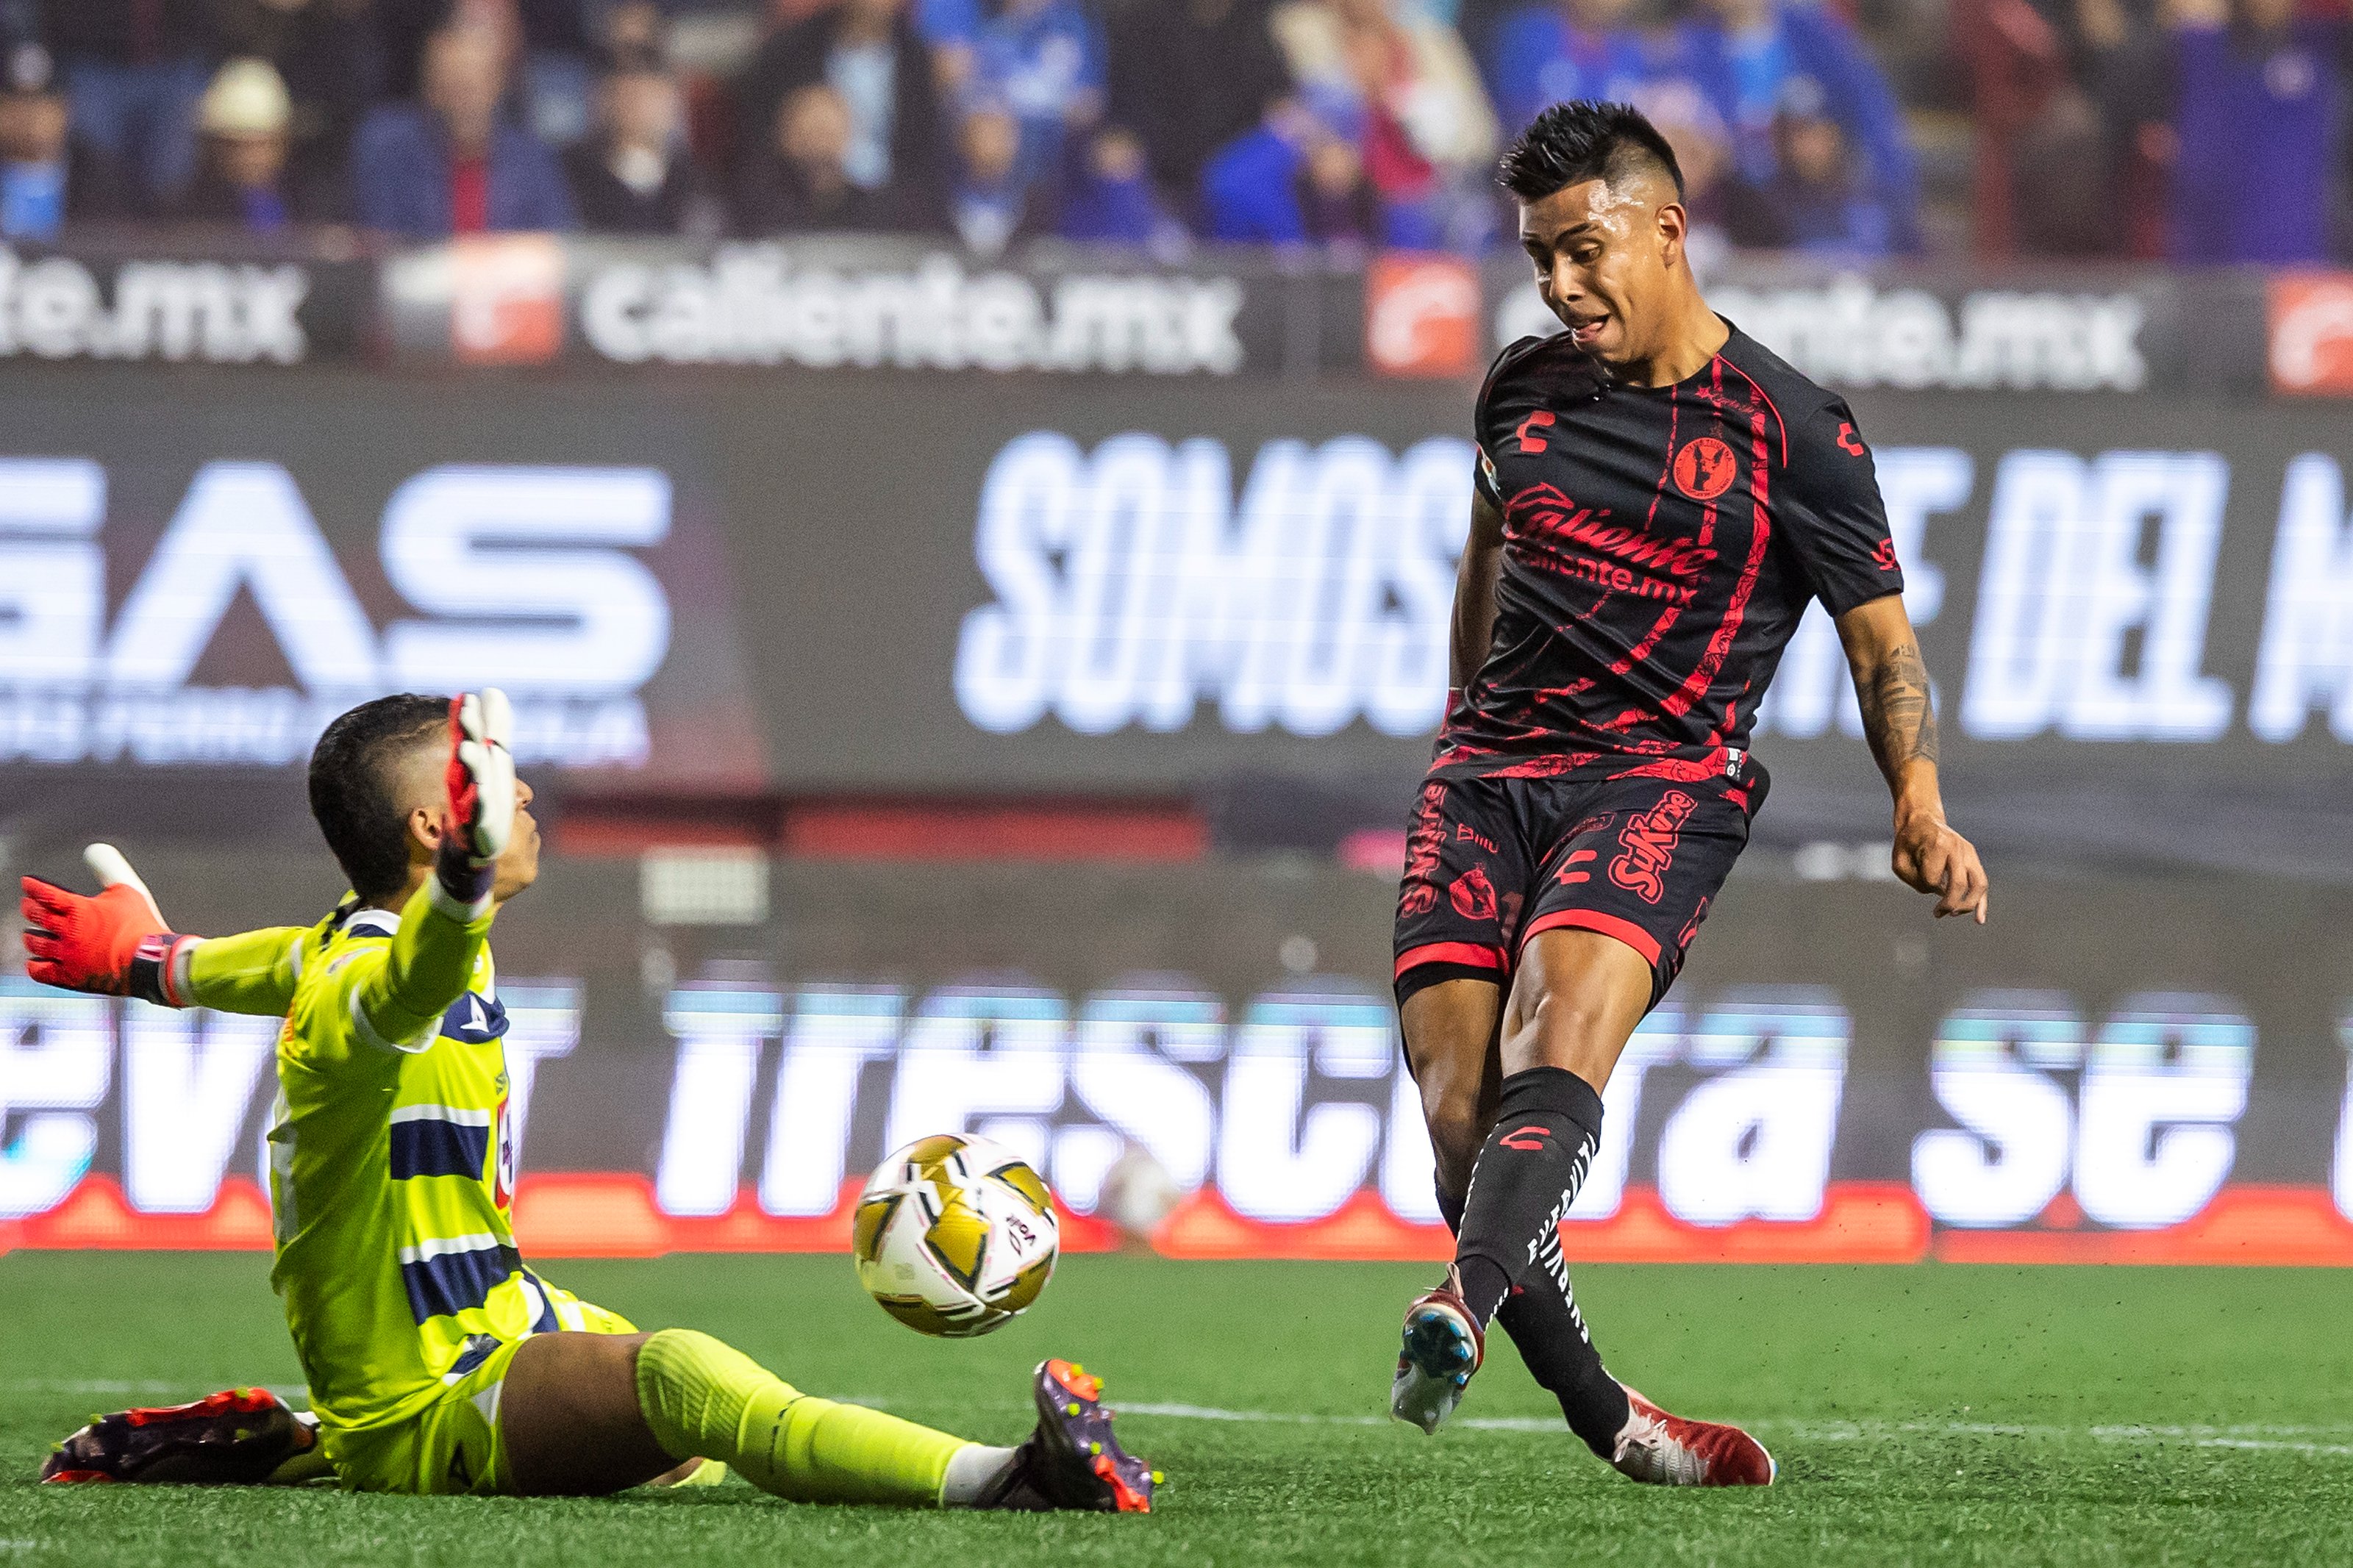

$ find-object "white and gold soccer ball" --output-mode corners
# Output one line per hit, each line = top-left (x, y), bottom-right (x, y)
(851, 1134), (1060, 1338)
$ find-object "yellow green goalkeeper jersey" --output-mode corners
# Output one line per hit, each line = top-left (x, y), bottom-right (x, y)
(237, 882), (561, 1435)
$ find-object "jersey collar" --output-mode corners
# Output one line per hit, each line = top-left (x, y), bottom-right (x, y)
(343, 907), (400, 939)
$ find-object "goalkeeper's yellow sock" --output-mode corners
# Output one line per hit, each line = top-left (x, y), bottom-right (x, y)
(634, 1328), (984, 1506)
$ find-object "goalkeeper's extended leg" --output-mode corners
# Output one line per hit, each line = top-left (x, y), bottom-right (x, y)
(500, 1328), (1156, 1510)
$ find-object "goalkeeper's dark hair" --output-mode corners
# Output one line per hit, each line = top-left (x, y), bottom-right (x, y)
(1498, 101), (1683, 202)
(309, 694), (449, 901)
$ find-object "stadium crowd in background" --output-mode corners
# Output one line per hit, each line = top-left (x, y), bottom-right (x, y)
(0, 0), (2343, 262)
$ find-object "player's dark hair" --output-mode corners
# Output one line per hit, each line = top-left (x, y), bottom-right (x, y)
(1498, 101), (1684, 202)
(309, 694), (449, 901)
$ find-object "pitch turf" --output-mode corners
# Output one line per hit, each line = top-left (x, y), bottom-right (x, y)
(1, 1253), (2348, 1566)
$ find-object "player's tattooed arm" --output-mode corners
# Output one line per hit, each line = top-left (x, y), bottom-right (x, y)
(1855, 637), (1938, 776)
(1450, 490), (1506, 693)
(1834, 594), (1989, 923)
(1835, 595), (1941, 788)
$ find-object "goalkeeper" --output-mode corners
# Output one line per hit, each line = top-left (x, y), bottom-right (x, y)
(19, 691), (1155, 1513)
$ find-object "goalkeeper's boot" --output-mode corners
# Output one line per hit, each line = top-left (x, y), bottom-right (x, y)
(41, 1388), (324, 1486)
(974, 1359), (1157, 1512)
(1390, 1264), (1483, 1434)
(1607, 1384), (1776, 1486)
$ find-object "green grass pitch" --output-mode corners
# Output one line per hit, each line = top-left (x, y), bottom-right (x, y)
(1, 1253), (2348, 1566)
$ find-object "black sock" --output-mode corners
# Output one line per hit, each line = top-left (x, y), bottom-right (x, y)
(1439, 1173), (1628, 1455)
(1498, 1279), (1632, 1456)
(1434, 1180), (1465, 1235)
(1452, 1067), (1605, 1328)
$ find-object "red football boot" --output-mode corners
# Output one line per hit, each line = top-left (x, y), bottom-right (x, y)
(41, 1388), (320, 1486)
(1607, 1384), (1776, 1486)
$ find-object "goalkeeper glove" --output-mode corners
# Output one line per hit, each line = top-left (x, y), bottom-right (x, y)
(19, 844), (196, 1006)
(435, 688), (515, 912)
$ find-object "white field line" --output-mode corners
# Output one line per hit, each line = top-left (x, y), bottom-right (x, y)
(1111, 1403), (2353, 1456)
(4, 1379), (309, 1400)
(4, 1380), (193, 1396)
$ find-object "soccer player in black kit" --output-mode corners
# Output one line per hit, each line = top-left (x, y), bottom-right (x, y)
(1386, 101), (1989, 1484)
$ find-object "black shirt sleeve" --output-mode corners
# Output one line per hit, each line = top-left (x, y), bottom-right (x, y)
(1777, 398), (1904, 615)
(1472, 337), (1540, 509)
(1473, 443), (1502, 509)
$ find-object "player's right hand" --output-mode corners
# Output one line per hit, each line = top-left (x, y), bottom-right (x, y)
(1892, 814), (1990, 925)
(442, 689), (516, 867)
(20, 844), (191, 1002)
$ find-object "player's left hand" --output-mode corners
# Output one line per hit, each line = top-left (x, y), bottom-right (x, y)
(1892, 812), (1988, 924)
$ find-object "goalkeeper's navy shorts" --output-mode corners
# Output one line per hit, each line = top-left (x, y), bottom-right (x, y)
(1390, 762), (1763, 1011)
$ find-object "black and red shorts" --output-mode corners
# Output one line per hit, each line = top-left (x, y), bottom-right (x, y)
(1392, 762), (1764, 1009)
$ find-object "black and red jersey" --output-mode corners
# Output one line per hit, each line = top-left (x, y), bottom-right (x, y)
(1432, 321), (1903, 784)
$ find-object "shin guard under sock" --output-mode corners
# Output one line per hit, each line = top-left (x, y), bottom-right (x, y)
(1442, 1174), (1627, 1455)
(1452, 1066), (1605, 1328)
(635, 1328), (970, 1506)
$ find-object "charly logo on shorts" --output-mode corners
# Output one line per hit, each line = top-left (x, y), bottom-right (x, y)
(1673, 437), (1737, 501)
(1608, 790), (1699, 904)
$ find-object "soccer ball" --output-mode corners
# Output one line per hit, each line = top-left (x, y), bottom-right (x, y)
(1094, 1142), (1184, 1242)
(851, 1134), (1060, 1337)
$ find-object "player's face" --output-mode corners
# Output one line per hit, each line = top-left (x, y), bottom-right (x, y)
(1518, 176), (1680, 370)
(392, 740), (540, 903)
(490, 777), (540, 903)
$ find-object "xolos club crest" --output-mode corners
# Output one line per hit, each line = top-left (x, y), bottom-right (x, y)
(1449, 865), (1500, 920)
(1673, 437), (1737, 501)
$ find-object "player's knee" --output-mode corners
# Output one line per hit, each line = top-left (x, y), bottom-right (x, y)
(1504, 981), (1637, 1079)
(1519, 984), (1614, 1039)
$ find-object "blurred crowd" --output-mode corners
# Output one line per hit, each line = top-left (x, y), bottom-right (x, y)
(0, 0), (1924, 259)
(1978, 0), (2352, 264)
(0, 0), (2340, 265)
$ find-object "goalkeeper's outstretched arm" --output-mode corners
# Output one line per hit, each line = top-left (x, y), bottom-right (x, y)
(20, 843), (304, 1015)
(185, 926), (310, 1014)
(23, 691), (527, 1042)
(347, 690), (518, 1051)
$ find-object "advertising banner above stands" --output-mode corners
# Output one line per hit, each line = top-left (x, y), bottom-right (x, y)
(2, 860), (2349, 1264)
(1487, 257), (2268, 398)
(0, 240), (372, 367)
(0, 235), (2298, 395)
(392, 236), (2265, 393)
(379, 235), (1289, 376)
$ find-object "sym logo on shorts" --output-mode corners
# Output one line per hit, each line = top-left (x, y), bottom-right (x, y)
(1609, 790), (1699, 903)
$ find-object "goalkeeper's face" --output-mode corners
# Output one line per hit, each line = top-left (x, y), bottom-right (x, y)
(392, 744), (541, 906)
(489, 776), (542, 903)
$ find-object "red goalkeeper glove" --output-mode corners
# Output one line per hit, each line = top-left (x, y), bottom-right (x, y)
(20, 845), (195, 1006)
(435, 689), (515, 910)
